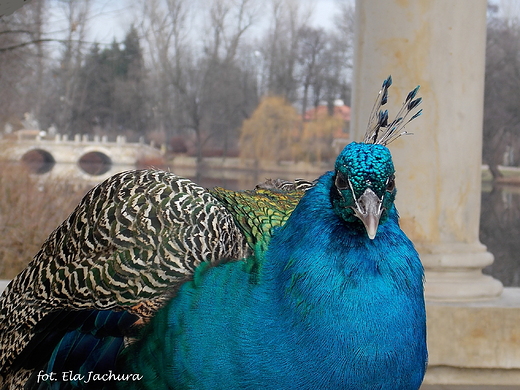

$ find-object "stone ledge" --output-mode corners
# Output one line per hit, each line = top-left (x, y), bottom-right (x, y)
(424, 366), (520, 386)
(424, 288), (520, 385)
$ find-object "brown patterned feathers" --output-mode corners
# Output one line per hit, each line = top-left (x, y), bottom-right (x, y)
(0, 169), (310, 389)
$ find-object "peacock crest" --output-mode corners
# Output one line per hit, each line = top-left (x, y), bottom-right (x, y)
(364, 75), (423, 146)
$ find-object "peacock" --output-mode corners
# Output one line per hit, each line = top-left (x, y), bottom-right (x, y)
(0, 76), (427, 390)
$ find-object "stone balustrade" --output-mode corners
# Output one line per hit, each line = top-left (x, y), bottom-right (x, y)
(0, 132), (162, 182)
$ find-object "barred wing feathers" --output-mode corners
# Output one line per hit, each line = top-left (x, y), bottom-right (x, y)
(0, 170), (250, 386)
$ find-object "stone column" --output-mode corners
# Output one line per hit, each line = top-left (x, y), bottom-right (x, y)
(351, 0), (503, 301)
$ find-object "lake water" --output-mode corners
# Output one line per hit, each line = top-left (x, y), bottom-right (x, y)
(480, 184), (520, 287)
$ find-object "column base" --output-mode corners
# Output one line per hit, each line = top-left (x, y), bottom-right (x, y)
(425, 269), (503, 301)
(419, 242), (504, 301)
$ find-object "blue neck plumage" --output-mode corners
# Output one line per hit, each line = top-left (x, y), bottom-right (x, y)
(265, 171), (423, 289)
(255, 171), (426, 388)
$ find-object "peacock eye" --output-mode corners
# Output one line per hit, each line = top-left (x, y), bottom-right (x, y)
(335, 172), (350, 190)
(386, 175), (395, 192)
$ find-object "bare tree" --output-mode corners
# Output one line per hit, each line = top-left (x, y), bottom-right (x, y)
(198, 0), (259, 157)
(297, 26), (327, 120)
(139, 0), (258, 160)
(0, 0), (48, 128)
(334, 0), (355, 64)
(52, 0), (92, 134)
(137, 0), (189, 136)
(203, 0), (257, 62)
(331, 1), (355, 104)
(262, 0), (313, 101)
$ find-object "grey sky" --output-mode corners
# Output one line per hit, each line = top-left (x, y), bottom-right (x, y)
(58, 0), (348, 45)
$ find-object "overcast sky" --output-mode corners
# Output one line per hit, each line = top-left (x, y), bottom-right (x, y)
(44, 0), (350, 46)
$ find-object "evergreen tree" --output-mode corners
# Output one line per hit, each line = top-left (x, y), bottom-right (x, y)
(68, 26), (147, 138)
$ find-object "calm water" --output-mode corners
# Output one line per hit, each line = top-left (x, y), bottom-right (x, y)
(480, 185), (520, 287)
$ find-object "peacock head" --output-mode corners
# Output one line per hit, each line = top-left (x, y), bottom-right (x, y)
(331, 142), (396, 239)
(330, 76), (422, 239)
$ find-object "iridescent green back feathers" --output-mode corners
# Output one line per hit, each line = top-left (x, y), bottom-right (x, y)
(211, 185), (307, 252)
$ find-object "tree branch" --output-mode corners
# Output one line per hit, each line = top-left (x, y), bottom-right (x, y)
(0, 38), (102, 52)
(0, 29), (35, 35)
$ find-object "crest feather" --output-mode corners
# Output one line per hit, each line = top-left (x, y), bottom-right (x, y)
(364, 76), (423, 145)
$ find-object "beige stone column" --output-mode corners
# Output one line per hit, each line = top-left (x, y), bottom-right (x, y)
(351, 0), (503, 301)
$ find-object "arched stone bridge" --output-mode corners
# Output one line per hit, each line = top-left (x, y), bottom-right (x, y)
(0, 132), (163, 183)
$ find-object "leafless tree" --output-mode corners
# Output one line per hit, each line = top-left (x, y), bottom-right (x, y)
(0, 0), (48, 128)
(52, 0), (92, 134)
(297, 26), (327, 120)
(136, 0), (189, 136)
(139, 0), (258, 160)
(262, 0), (313, 101)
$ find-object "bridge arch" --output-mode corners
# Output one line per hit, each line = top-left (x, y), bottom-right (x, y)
(78, 150), (112, 176)
(21, 148), (56, 174)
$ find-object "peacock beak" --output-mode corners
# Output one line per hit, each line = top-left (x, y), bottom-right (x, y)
(352, 188), (383, 240)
